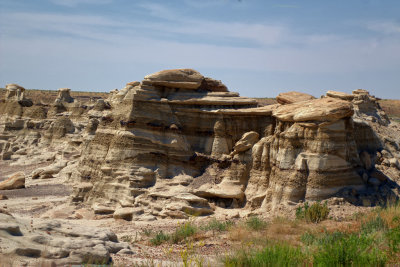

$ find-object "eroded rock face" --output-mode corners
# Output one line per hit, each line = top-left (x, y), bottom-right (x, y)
(69, 69), (400, 218)
(0, 70), (399, 222)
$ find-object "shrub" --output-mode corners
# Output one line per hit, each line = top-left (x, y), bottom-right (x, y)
(150, 231), (170, 246)
(171, 221), (197, 244)
(246, 216), (267, 231)
(224, 243), (306, 266)
(296, 201), (329, 223)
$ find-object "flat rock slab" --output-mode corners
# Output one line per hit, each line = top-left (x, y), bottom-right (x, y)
(276, 91), (316, 105)
(272, 97), (354, 122)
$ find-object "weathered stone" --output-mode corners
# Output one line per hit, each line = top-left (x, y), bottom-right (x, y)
(0, 172), (25, 190)
(272, 97), (354, 122)
(276, 91), (315, 105)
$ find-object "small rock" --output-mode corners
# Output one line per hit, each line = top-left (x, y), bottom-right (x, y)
(117, 248), (135, 255)
(0, 195), (8, 200)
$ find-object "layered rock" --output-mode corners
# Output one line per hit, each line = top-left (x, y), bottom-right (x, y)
(71, 69), (269, 219)
(1, 70), (399, 223)
(70, 69), (400, 219)
(276, 91), (315, 104)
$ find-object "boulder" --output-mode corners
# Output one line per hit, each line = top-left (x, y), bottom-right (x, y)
(276, 91), (315, 105)
(0, 172), (25, 190)
(272, 97), (354, 122)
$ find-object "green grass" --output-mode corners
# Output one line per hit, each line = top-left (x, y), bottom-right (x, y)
(296, 201), (329, 223)
(224, 243), (307, 267)
(246, 216), (267, 231)
(311, 232), (387, 266)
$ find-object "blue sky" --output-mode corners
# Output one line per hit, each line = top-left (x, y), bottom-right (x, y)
(1, 0), (399, 99)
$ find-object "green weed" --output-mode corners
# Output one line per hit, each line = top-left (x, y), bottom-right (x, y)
(150, 231), (170, 246)
(171, 221), (197, 244)
(224, 243), (306, 266)
(296, 201), (329, 223)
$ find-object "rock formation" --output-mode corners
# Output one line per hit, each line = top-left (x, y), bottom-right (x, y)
(0, 69), (399, 222)
(66, 69), (400, 219)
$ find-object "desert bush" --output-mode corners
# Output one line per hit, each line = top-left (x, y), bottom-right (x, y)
(150, 231), (170, 246)
(223, 243), (306, 266)
(171, 221), (197, 244)
(246, 216), (267, 231)
(296, 201), (329, 223)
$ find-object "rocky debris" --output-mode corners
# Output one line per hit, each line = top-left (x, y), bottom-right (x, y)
(0, 172), (25, 190)
(0, 194), (8, 200)
(276, 91), (315, 104)
(55, 88), (74, 103)
(0, 212), (132, 265)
